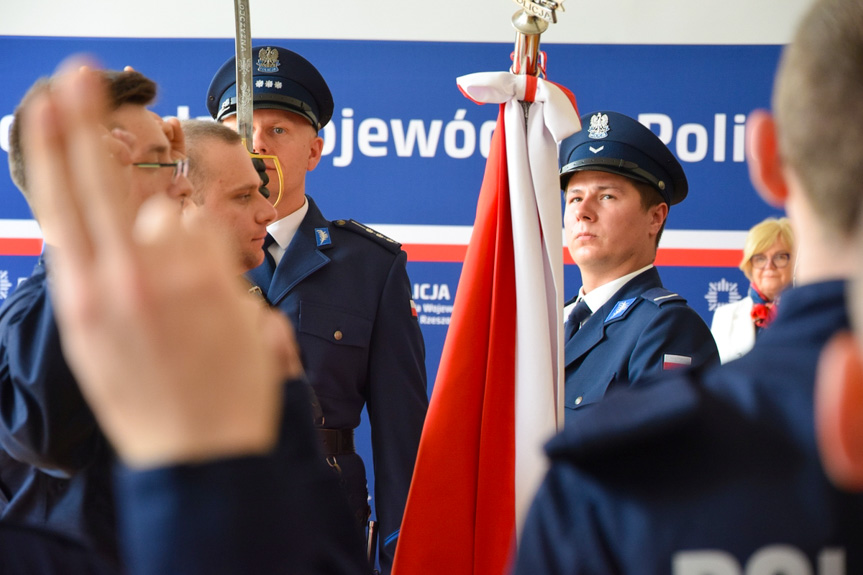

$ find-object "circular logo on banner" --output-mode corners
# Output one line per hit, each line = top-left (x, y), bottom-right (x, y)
(0, 271), (12, 300)
(704, 278), (743, 312)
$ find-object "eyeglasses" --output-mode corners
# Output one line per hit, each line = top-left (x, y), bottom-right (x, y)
(750, 252), (791, 269)
(132, 158), (190, 183)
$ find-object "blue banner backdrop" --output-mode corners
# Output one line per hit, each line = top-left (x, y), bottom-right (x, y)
(0, 36), (787, 534)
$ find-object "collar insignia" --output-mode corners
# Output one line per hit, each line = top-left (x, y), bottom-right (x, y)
(256, 47), (280, 73)
(315, 227), (332, 247)
(605, 297), (636, 322)
(588, 112), (610, 139)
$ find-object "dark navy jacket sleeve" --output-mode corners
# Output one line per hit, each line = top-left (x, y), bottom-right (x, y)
(0, 263), (119, 565)
(0, 264), (102, 473)
(365, 249), (428, 568)
(114, 377), (370, 575)
(514, 465), (617, 574)
(0, 521), (116, 575)
(516, 378), (703, 575)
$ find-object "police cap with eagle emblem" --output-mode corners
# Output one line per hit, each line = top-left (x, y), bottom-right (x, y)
(558, 111), (688, 206)
(207, 45), (334, 131)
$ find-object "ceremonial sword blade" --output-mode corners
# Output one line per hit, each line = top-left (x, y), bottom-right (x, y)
(233, 0), (254, 152)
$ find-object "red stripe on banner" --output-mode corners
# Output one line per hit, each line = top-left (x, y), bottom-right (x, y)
(1, 239), (741, 268)
(654, 249), (742, 267)
(404, 245), (743, 267)
(402, 244), (469, 262)
(0, 238), (42, 256)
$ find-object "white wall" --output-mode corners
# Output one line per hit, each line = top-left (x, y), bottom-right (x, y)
(3, 0), (814, 45)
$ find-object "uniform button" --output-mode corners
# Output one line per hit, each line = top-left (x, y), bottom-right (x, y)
(574, 396), (583, 406)
(334, 330), (343, 341)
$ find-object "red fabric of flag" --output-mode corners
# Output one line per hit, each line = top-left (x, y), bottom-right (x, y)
(392, 106), (516, 575)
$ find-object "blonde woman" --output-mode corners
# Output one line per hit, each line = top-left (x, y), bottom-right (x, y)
(711, 217), (795, 363)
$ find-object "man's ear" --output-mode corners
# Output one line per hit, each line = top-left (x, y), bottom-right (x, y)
(816, 331), (863, 491)
(649, 202), (668, 236)
(307, 135), (324, 172)
(746, 110), (789, 208)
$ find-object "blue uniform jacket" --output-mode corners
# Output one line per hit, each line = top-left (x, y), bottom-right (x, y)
(0, 259), (118, 564)
(515, 280), (863, 574)
(0, 257), (373, 571)
(247, 195), (428, 572)
(565, 267), (719, 419)
(0, 378), (369, 575)
(0, 522), (114, 575)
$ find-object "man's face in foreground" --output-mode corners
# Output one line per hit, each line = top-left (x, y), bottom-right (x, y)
(184, 137), (277, 272)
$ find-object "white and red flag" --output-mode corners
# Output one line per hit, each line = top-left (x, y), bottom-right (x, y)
(392, 72), (580, 575)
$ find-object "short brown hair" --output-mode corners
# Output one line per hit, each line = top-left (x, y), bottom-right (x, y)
(181, 119), (243, 206)
(8, 69), (157, 212)
(773, 0), (863, 239)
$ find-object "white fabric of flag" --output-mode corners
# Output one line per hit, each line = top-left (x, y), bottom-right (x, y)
(457, 71), (580, 535)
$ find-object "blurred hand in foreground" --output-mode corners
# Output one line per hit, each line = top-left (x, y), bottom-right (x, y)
(22, 61), (302, 469)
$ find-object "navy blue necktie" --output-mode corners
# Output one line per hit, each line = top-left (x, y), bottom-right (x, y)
(564, 300), (592, 341)
(262, 233), (278, 280)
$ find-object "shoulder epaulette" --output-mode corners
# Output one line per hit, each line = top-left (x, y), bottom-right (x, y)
(641, 287), (687, 306)
(333, 219), (402, 254)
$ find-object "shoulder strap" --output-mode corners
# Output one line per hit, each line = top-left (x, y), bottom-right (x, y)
(333, 219), (401, 254)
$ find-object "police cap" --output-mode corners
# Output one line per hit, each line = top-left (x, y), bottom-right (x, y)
(559, 111), (688, 205)
(206, 45), (334, 131)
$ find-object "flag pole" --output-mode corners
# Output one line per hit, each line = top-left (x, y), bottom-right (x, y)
(510, 0), (563, 77)
(511, 11), (547, 77)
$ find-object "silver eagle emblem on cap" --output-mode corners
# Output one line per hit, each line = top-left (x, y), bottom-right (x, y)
(588, 113), (610, 139)
(256, 47), (280, 73)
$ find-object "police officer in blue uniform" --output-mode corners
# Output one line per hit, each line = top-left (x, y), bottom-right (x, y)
(0, 64), (368, 575)
(207, 46), (428, 573)
(513, 1), (863, 571)
(559, 111), (718, 420)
